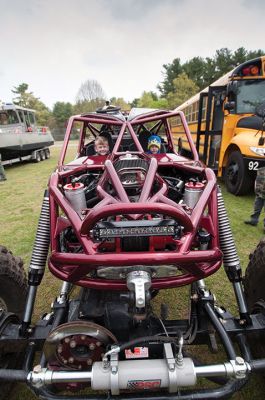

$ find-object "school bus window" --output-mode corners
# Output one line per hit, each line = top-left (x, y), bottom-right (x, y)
(170, 116), (178, 127)
(202, 97), (207, 120)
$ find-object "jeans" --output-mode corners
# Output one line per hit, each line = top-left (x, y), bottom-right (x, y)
(250, 196), (265, 226)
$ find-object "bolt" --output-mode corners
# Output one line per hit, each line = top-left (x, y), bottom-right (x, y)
(111, 366), (118, 375)
(64, 337), (70, 343)
(235, 357), (245, 366)
(68, 357), (74, 364)
(33, 365), (42, 373)
(96, 341), (101, 347)
(81, 335), (86, 341)
(87, 359), (93, 365)
(70, 340), (77, 348)
(57, 345), (63, 354)
(89, 343), (96, 350)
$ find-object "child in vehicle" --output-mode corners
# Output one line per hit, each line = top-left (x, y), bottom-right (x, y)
(147, 135), (161, 154)
(94, 136), (110, 156)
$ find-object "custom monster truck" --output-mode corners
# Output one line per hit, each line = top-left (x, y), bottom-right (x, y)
(0, 106), (265, 399)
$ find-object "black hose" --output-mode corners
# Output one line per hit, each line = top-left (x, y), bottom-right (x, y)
(23, 342), (36, 372)
(0, 369), (27, 382)
(117, 335), (177, 353)
(204, 302), (236, 360)
(249, 359), (265, 373)
(236, 333), (252, 362)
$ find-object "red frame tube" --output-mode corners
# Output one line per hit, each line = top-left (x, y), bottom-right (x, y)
(49, 110), (222, 290)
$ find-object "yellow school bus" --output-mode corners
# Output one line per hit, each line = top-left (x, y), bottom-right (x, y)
(173, 56), (265, 195)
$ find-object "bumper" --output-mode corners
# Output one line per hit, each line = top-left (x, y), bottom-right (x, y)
(243, 156), (265, 172)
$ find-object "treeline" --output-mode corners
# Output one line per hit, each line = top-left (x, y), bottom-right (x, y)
(11, 47), (264, 128)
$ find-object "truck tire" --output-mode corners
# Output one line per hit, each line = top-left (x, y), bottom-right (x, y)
(34, 151), (41, 163)
(224, 151), (253, 195)
(244, 238), (265, 358)
(0, 245), (27, 318)
(40, 150), (46, 161)
(45, 148), (50, 159)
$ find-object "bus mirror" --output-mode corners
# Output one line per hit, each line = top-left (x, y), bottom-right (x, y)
(224, 101), (235, 112)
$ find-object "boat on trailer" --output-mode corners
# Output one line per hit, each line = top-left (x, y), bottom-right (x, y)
(0, 102), (54, 165)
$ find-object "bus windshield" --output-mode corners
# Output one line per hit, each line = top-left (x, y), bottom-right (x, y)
(236, 80), (265, 114)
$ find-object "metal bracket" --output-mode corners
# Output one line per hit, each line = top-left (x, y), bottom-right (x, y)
(110, 348), (119, 395)
(164, 343), (178, 392)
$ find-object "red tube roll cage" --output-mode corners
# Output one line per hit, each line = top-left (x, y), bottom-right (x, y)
(48, 110), (222, 290)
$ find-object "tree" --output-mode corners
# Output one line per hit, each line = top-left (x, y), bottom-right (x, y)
(109, 97), (130, 111)
(52, 102), (74, 127)
(247, 49), (264, 60)
(74, 99), (106, 115)
(136, 91), (169, 109)
(12, 83), (35, 108)
(157, 47), (265, 96)
(232, 47), (248, 66)
(182, 57), (206, 90)
(12, 83), (51, 125)
(76, 79), (106, 102)
(158, 58), (183, 97)
(214, 48), (234, 76)
(166, 73), (199, 109)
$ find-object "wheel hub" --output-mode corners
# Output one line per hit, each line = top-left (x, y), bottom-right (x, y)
(227, 163), (239, 183)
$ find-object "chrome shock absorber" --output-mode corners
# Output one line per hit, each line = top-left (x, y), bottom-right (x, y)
(217, 187), (251, 325)
(21, 190), (50, 335)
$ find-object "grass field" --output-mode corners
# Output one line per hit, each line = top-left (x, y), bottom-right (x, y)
(0, 145), (265, 399)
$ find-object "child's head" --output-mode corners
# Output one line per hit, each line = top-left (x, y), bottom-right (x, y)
(94, 136), (109, 156)
(148, 135), (161, 154)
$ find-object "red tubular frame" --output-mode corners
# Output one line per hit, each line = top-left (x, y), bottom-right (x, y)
(48, 110), (222, 290)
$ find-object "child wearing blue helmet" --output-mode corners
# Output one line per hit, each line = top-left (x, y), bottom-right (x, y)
(147, 135), (161, 154)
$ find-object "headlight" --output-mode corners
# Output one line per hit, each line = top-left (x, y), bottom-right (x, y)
(250, 147), (265, 156)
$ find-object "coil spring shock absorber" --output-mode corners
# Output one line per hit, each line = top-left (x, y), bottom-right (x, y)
(217, 187), (251, 325)
(20, 190), (50, 335)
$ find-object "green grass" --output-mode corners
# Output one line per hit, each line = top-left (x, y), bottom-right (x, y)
(0, 147), (265, 399)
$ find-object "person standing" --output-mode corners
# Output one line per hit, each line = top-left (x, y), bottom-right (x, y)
(0, 154), (6, 181)
(244, 167), (265, 231)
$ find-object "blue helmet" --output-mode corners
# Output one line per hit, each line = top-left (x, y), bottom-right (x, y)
(148, 135), (161, 150)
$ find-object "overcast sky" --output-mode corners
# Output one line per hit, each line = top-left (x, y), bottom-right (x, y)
(0, 0), (264, 109)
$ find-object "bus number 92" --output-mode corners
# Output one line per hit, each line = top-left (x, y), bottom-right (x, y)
(248, 161), (259, 170)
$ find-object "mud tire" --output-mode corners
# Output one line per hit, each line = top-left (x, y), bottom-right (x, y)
(0, 245), (27, 318)
(0, 246), (28, 400)
(244, 238), (265, 358)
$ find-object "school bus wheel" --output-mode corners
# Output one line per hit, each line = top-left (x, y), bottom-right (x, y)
(224, 150), (252, 195)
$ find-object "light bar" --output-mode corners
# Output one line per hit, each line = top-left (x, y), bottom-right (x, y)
(92, 219), (181, 240)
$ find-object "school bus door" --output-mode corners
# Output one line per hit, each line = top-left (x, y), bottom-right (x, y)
(197, 86), (226, 170)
